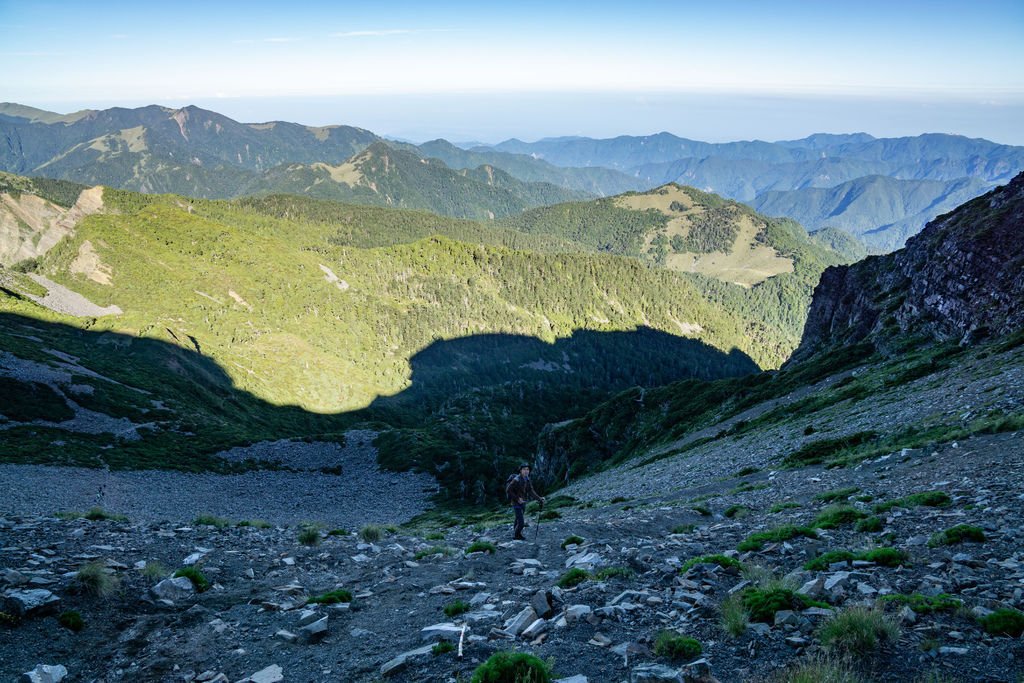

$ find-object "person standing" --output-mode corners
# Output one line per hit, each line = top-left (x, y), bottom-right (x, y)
(506, 464), (545, 541)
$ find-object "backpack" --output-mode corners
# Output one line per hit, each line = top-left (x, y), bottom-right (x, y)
(504, 473), (519, 502)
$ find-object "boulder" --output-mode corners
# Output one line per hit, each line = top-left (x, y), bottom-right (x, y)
(380, 644), (434, 677)
(151, 577), (195, 603)
(505, 607), (538, 636)
(20, 664), (68, 683)
(4, 589), (59, 617)
(531, 590), (555, 618)
(564, 604), (592, 623)
(420, 622), (464, 642)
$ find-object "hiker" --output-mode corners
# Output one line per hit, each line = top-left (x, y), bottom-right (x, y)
(506, 464), (545, 541)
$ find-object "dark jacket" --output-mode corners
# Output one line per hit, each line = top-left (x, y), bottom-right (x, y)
(506, 474), (541, 505)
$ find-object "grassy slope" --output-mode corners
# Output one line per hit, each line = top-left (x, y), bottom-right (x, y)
(1, 183), (825, 500)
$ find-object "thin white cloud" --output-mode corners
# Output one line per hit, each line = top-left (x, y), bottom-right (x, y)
(330, 28), (454, 38)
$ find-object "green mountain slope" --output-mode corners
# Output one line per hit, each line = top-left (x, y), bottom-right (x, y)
(239, 142), (588, 219)
(749, 175), (993, 251)
(0, 178), (831, 499)
(533, 174), (1024, 484)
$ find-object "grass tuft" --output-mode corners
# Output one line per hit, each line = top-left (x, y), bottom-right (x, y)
(814, 486), (861, 503)
(854, 516), (884, 532)
(359, 524), (384, 543)
(818, 607), (899, 655)
(141, 561), (168, 581)
(742, 587), (827, 623)
(414, 545), (456, 560)
(432, 640), (456, 656)
(873, 491), (951, 513)
(720, 593), (748, 637)
(84, 507), (128, 522)
(75, 561), (120, 598)
(298, 523), (322, 546)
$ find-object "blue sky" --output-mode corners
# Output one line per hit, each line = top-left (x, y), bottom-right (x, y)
(2, 0), (1022, 143)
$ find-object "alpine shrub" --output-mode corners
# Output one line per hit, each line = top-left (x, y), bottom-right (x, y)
(470, 651), (551, 683)
(307, 588), (353, 605)
(58, 610), (84, 632)
(173, 567), (210, 593)
(653, 631), (702, 661)
(927, 524), (986, 547)
(818, 607), (899, 655)
(556, 568), (590, 589)
(978, 608), (1024, 637)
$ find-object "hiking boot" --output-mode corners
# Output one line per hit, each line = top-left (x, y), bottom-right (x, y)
(513, 534), (526, 541)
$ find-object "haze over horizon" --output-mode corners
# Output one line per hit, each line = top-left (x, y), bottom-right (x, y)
(2, 0), (1022, 144)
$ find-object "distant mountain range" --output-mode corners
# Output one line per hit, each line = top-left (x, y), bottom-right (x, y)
(2, 102), (1022, 250)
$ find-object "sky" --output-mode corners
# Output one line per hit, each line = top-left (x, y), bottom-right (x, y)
(2, 0), (1023, 143)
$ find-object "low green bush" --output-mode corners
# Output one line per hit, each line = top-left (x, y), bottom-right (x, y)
(194, 514), (230, 528)
(594, 566), (635, 581)
(471, 651), (551, 683)
(360, 524), (383, 542)
(690, 505), (712, 517)
(58, 610), (84, 632)
(653, 631), (702, 661)
(812, 505), (867, 529)
(84, 508), (127, 522)
(873, 491), (951, 513)
(466, 541), (497, 554)
(860, 547), (907, 567)
(770, 502), (801, 513)
(671, 524), (697, 534)
(173, 567), (210, 593)
(927, 524), (986, 547)
(814, 487), (861, 503)
(978, 608), (1024, 637)
(561, 535), (584, 549)
(425, 531), (446, 541)
(681, 554), (743, 573)
(854, 516), (884, 532)
(432, 640), (456, 656)
(742, 588), (826, 623)
(738, 525), (817, 551)
(804, 551), (856, 571)
(879, 593), (961, 614)
(414, 545), (455, 560)
(724, 505), (749, 519)
(307, 588), (352, 605)
(444, 599), (471, 617)
(556, 568), (590, 589)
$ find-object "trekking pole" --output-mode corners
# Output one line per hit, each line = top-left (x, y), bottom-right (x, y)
(533, 504), (542, 545)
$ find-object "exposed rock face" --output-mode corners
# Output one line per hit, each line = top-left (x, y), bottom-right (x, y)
(793, 172), (1024, 360)
(0, 186), (103, 267)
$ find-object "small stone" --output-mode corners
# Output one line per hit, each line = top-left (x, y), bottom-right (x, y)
(505, 607), (538, 636)
(298, 616), (328, 643)
(589, 632), (612, 647)
(774, 610), (799, 627)
(630, 663), (682, 682)
(938, 646), (969, 656)
(532, 590), (555, 618)
(4, 589), (60, 617)
(420, 622), (464, 642)
(554, 676), (589, 683)
(275, 630), (297, 643)
(564, 604), (592, 623)
(522, 618), (549, 638)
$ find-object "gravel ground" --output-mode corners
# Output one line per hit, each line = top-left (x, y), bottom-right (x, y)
(0, 433), (437, 528)
(25, 274), (122, 317)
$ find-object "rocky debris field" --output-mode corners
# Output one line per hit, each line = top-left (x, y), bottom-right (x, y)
(2, 431), (1023, 682)
(0, 432), (436, 528)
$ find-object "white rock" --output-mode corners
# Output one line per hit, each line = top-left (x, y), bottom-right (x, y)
(235, 664), (284, 683)
(20, 664), (68, 683)
(151, 577), (195, 603)
(380, 644), (434, 676)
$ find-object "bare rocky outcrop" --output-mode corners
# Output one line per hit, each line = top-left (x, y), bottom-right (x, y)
(793, 172), (1024, 361)
(0, 186), (103, 267)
